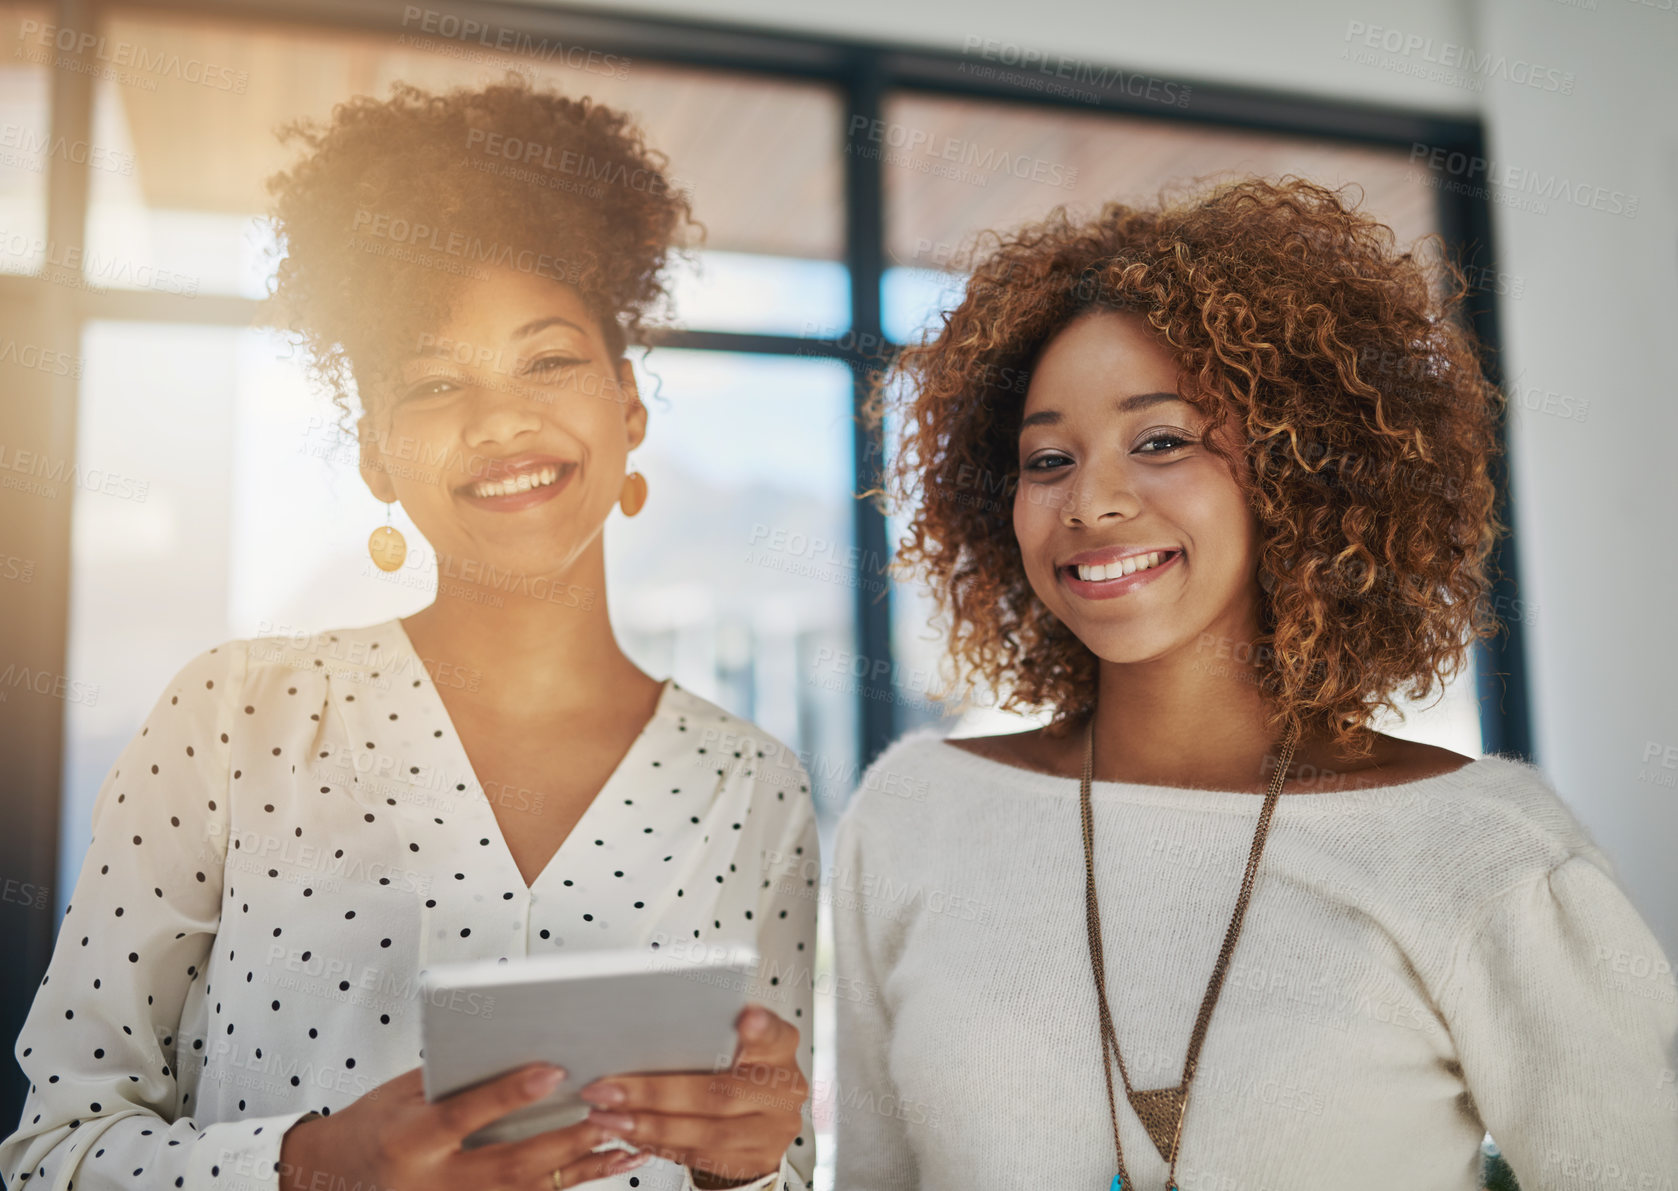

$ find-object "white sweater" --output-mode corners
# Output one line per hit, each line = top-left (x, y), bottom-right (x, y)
(832, 731), (1678, 1191)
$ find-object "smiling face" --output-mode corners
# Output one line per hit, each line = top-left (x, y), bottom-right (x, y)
(358, 264), (644, 581)
(1013, 309), (1263, 666)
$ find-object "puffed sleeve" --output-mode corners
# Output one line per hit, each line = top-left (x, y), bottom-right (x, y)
(831, 788), (918, 1191)
(1439, 850), (1678, 1184)
(682, 775), (818, 1191)
(0, 640), (319, 1191)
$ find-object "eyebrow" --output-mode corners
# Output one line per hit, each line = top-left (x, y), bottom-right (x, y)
(1019, 390), (1186, 430)
(511, 315), (589, 341)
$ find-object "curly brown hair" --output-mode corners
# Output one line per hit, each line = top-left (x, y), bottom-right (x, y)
(261, 73), (697, 427)
(870, 175), (1509, 758)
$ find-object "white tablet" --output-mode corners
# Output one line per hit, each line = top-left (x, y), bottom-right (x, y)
(419, 941), (760, 1149)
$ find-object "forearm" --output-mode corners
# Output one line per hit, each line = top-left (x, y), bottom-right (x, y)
(276, 1111), (327, 1191)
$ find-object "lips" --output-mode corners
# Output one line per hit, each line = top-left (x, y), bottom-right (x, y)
(1066, 549), (1179, 582)
(1059, 547), (1183, 600)
(454, 453), (577, 511)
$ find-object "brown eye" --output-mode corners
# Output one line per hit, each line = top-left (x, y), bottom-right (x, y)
(525, 356), (585, 378)
(402, 376), (459, 401)
(1137, 432), (1192, 453)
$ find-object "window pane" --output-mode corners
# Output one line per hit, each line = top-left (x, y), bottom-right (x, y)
(61, 322), (243, 921)
(882, 389), (971, 737)
(668, 250), (849, 337)
(881, 92), (1441, 345)
(604, 347), (860, 813)
(881, 262), (965, 346)
(60, 321), (430, 921)
(78, 10), (845, 330)
(0, 5), (53, 274)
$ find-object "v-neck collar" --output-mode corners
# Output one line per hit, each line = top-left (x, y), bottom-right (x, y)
(381, 616), (677, 895)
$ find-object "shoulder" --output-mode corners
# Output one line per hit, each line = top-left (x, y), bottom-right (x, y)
(1297, 733), (1476, 791)
(1428, 751), (1601, 861)
(660, 680), (798, 766)
(940, 727), (1065, 773)
(155, 620), (415, 729)
(240, 618), (401, 679)
(838, 727), (962, 837)
(660, 681), (815, 817)
(1430, 767), (1672, 1009)
(149, 635), (250, 715)
(115, 638), (252, 799)
(1361, 751), (1615, 936)
(862, 725), (961, 787)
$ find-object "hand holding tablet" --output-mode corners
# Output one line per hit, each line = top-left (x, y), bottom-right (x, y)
(577, 1002), (807, 1188)
(280, 943), (807, 1190)
(276, 1062), (650, 1191)
(417, 941), (806, 1187)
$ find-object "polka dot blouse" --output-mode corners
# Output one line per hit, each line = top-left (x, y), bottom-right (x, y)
(0, 619), (819, 1191)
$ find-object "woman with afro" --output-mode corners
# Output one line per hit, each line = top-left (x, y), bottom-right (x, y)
(0, 77), (817, 1191)
(833, 177), (1676, 1189)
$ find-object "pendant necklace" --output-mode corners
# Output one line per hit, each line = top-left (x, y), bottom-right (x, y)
(1079, 713), (1298, 1191)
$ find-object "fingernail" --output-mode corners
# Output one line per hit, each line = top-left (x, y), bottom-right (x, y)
(609, 1151), (650, 1172)
(589, 1110), (635, 1133)
(744, 1007), (770, 1037)
(579, 1082), (624, 1105)
(525, 1065), (566, 1094)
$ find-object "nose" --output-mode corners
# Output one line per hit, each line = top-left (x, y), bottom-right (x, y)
(460, 374), (545, 451)
(1059, 456), (1141, 528)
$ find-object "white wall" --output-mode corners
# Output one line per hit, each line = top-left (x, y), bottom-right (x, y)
(1472, 0), (1678, 955)
(552, 0), (1678, 957)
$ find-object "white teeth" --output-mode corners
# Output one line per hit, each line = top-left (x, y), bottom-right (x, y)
(1075, 551), (1172, 582)
(468, 464), (563, 499)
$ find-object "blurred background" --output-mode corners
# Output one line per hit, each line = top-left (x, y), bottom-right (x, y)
(1, 0), (1673, 1181)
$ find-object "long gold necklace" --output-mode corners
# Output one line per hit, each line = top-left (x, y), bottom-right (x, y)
(1079, 714), (1298, 1191)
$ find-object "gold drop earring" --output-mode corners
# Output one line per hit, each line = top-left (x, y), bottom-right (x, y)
(619, 470), (648, 518)
(368, 499), (407, 571)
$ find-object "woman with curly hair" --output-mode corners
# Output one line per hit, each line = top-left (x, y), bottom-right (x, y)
(834, 177), (1676, 1189)
(0, 77), (816, 1191)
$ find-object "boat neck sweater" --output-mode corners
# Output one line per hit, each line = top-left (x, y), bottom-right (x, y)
(831, 732), (1678, 1191)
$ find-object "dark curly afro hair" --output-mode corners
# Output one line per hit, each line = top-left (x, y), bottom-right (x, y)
(869, 175), (1509, 758)
(261, 72), (697, 427)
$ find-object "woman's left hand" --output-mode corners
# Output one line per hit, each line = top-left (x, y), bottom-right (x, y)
(579, 1005), (807, 1188)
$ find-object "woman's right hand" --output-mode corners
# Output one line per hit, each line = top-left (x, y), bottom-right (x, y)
(279, 1061), (647, 1190)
